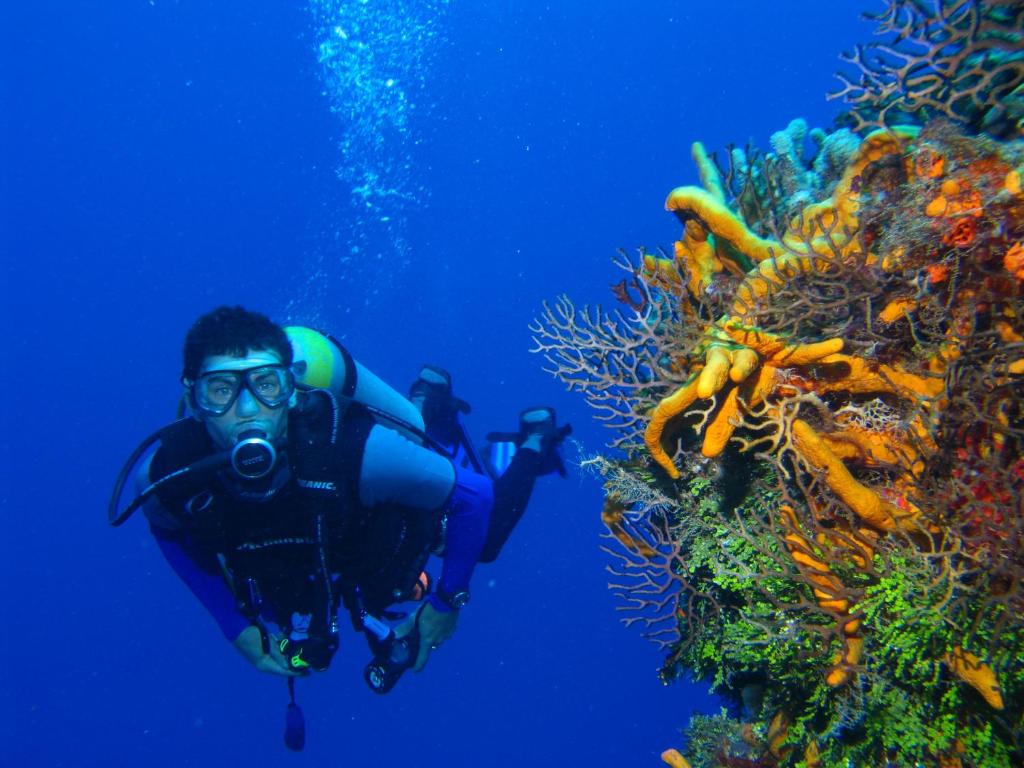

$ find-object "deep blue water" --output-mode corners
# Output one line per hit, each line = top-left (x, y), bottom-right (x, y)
(3, 2), (872, 765)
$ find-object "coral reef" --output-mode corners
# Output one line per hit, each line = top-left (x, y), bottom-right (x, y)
(533, 3), (1024, 766)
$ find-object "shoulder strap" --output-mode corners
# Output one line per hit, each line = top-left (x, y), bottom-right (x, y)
(289, 390), (376, 508)
(324, 332), (358, 399)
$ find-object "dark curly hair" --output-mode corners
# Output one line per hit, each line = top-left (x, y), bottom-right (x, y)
(182, 306), (292, 381)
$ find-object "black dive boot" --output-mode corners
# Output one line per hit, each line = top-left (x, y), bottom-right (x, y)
(409, 365), (487, 473)
(408, 365), (471, 445)
(518, 407), (573, 477)
(486, 407), (572, 478)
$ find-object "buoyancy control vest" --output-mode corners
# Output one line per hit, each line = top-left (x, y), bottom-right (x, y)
(148, 389), (445, 642)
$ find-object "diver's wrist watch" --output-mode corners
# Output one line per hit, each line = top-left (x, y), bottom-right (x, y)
(437, 588), (470, 610)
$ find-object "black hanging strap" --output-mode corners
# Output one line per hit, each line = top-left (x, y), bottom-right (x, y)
(284, 677), (305, 751)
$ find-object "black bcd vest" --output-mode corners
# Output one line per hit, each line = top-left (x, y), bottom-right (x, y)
(149, 390), (442, 629)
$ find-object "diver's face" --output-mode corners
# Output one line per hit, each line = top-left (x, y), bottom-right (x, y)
(196, 349), (290, 451)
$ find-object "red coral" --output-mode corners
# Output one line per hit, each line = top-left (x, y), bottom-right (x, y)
(926, 262), (951, 284)
(942, 217), (978, 247)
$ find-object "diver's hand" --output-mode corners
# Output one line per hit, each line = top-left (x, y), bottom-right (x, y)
(397, 602), (459, 672)
(232, 625), (301, 677)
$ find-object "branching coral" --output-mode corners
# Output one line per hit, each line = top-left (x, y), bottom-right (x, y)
(585, 454), (723, 658)
(532, 250), (698, 451)
(533, 3), (1024, 763)
(831, 0), (1024, 138)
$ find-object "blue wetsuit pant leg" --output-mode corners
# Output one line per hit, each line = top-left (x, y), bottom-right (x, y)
(435, 463), (493, 600)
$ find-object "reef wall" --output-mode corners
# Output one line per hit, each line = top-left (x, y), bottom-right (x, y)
(533, 2), (1023, 766)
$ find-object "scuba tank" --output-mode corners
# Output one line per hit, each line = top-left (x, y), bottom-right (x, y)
(285, 326), (426, 442)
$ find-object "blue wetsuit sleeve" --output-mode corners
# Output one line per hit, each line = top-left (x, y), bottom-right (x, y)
(138, 453), (250, 641)
(150, 524), (251, 642)
(428, 463), (493, 612)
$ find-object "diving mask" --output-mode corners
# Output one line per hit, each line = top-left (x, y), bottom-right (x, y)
(191, 364), (295, 417)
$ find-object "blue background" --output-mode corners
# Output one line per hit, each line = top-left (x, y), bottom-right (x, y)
(3, 2), (872, 765)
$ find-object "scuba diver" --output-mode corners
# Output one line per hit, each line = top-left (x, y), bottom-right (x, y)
(109, 306), (570, 750)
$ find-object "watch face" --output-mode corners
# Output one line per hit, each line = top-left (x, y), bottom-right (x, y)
(449, 590), (470, 609)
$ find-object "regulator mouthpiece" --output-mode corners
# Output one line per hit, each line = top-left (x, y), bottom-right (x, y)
(231, 430), (277, 479)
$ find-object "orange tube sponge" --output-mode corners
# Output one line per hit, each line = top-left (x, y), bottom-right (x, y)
(694, 342), (762, 398)
(946, 646), (1004, 710)
(642, 251), (684, 289)
(819, 426), (917, 469)
(676, 220), (721, 297)
(878, 297), (919, 324)
(645, 376), (702, 478)
(780, 504), (864, 664)
(811, 353), (945, 399)
(661, 748), (692, 768)
(731, 251), (828, 314)
(704, 364), (779, 457)
(665, 186), (782, 264)
(1006, 168), (1021, 195)
(691, 141), (726, 203)
(833, 128), (917, 206)
(729, 347), (760, 383)
(792, 419), (904, 531)
(781, 127), (917, 255)
(770, 339), (847, 367)
(718, 322), (844, 367)
(701, 386), (741, 458)
(698, 346), (733, 399)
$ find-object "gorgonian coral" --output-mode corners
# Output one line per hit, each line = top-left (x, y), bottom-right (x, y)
(533, 3), (1024, 765)
(831, 0), (1024, 137)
